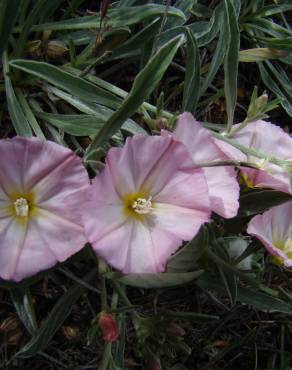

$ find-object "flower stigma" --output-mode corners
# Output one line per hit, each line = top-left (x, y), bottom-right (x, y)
(131, 196), (153, 215)
(14, 198), (29, 217)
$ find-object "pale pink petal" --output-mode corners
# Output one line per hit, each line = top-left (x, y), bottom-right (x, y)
(0, 218), (27, 281)
(106, 135), (175, 196)
(85, 134), (212, 274)
(173, 112), (225, 162)
(152, 203), (208, 241)
(0, 137), (89, 281)
(216, 120), (292, 193)
(10, 219), (58, 281)
(90, 218), (182, 273)
(125, 220), (182, 273)
(172, 113), (239, 218)
(153, 168), (210, 215)
(31, 208), (86, 261)
(82, 166), (127, 245)
(247, 202), (292, 266)
(203, 166), (239, 218)
(242, 167), (291, 193)
(90, 219), (135, 272)
(141, 134), (199, 196)
(0, 139), (26, 193)
(0, 137), (89, 202)
(213, 137), (246, 162)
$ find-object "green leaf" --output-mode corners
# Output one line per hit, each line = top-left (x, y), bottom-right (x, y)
(37, 112), (146, 136)
(165, 310), (219, 322)
(10, 287), (37, 335)
(16, 269), (96, 358)
(245, 4), (292, 18)
(239, 48), (285, 63)
(0, 0), (19, 51)
(182, 28), (200, 113)
(223, 0), (240, 132)
(30, 5), (186, 31)
(106, 270), (203, 289)
(15, 0), (61, 57)
(200, 17), (226, 97)
(166, 227), (208, 273)
(88, 35), (183, 151)
(262, 37), (292, 52)
(9, 59), (122, 109)
(110, 18), (162, 61)
(38, 113), (105, 136)
(2, 52), (32, 136)
(258, 62), (292, 117)
(198, 276), (292, 315)
(238, 190), (292, 217)
(16, 89), (46, 139)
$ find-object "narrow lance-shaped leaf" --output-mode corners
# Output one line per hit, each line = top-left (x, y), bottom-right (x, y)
(200, 15), (226, 96)
(29, 5), (186, 31)
(258, 62), (292, 117)
(106, 270), (204, 289)
(2, 52), (32, 136)
(9, 59), (122, 109)
(88, 35), (183, 152)
(16, 269), (96, 358)
(238, 190), (292, 217)
(166, 226), (209, 273)
(10, 287), (38, 335)
(0, 0), (19, 52)
(223, 0), (240, 132)
(182, 28), (200, 114)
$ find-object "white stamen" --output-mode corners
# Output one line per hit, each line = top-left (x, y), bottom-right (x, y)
(132, 196), (153, 215)
(14, 198), (29, 217)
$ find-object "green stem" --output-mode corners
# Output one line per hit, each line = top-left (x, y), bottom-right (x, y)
(213, 131), (292, 168)
(99, 343), (112, 370)
(111, 281), (140, 329)
(196, 159), (258, 169)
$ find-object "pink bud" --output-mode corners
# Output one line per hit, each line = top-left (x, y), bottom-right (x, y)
(144, 357), (161, 370)
(100, 0), (110, 19)
(98, 312), (119, 342)
(167, 323), (186, 337)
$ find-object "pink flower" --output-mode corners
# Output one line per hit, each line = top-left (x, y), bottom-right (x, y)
(215, 120), (292, 193)
(83, 134), (211, 273)
(98, 312), (120, 342)
(247, 201), (292, 266)
(170, 113), (239, 218)
(0, 137), (89, 281)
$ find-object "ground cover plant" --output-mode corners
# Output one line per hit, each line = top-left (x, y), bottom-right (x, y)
(0, 0), (292, 369)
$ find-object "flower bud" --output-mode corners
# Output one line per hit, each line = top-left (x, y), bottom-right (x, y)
(144, 356), (161, 370)
(46, 40), (68, 59)
(167, 323), (186, 337)
(255, 93), (268, 110)
(100, 0), (110, 19)
(62, 326), (79, 340)
(98, 312), (119, 342)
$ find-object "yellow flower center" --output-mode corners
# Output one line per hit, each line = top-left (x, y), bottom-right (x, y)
(271, 238), (292, 266)
(123, 192), (154, 220)
(132, 196), (153, 214)
(6, 192), (37, 222)
(14, 197), (29, 217)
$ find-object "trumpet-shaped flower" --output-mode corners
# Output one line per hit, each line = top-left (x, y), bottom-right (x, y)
(0, 137), (89, 281)
(247, 201), (292, 266)
(171, 113), (239, 218)
(215, 120), (292, 193)
(83, 134), (211, 273)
